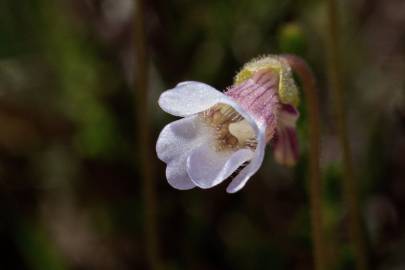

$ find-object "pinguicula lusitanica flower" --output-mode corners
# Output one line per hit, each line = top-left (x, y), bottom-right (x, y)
(156, 56), (300, 193)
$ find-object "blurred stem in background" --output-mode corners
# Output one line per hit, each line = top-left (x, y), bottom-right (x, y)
(325, 0), (367, 269)
(283, 54), (326, 270)
(134, 0), (161, 269)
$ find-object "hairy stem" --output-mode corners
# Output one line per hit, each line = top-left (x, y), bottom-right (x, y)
(134, 1), (160, 269)
(282, 54), (326, 270)
(325, 1), (367, 269)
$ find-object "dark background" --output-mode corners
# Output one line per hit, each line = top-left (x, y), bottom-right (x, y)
(0, 0), (404, 269)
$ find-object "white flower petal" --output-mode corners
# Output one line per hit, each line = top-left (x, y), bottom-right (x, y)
(226, 123), (267, 193)
(187, 145), (254, 189)
(156, 116), (212, 190)
(158, 81), (225, 117)
(156, 116), (200, 162)
(165, 157), (196, 190)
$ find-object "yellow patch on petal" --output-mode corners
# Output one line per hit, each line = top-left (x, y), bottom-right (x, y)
(229, 120), (256, 146)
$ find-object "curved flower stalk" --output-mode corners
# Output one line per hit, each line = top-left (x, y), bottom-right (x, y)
(282, 54), (325, 270)
(156, 56), (301, 193)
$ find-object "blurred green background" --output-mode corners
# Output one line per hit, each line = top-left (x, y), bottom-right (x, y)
(0, 0), (404, 269)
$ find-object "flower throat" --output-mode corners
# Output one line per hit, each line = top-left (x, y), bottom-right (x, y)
(199, 104), (257, 151)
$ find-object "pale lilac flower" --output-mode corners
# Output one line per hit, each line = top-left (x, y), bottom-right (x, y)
(156, 56), (300, 193)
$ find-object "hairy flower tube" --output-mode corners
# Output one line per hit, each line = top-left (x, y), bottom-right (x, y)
(156, 56), (300, 193)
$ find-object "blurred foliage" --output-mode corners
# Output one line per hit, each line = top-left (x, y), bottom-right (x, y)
(0, 0), (404, 269)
